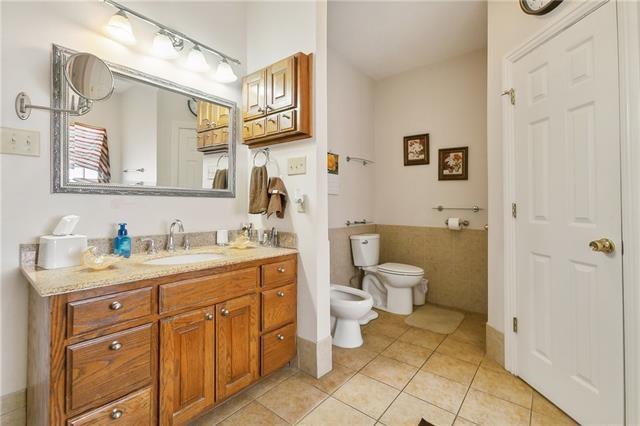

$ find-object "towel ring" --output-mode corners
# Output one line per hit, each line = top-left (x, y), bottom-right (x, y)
(253, 148), (270, 167)
(216, 154), (228, 169)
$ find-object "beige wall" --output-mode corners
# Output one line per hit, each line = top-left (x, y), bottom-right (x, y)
(486, 0), (578, 333)
(329, 225), (377, 287)
(373, 49), (488, 230)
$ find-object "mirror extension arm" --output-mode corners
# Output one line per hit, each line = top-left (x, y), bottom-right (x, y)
(15, 92), (92, 120)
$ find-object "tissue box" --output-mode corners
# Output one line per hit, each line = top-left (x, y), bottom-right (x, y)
(37, 235), (87, 269)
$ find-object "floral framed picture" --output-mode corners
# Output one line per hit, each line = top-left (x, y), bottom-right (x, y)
(438, 147), (468, 180)
(403, 134), (429, 166)
(327, 152), (339, 175)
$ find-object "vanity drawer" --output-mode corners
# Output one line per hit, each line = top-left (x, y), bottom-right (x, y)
(262, 284), (296, 332)
(261, 323), (296, 376)
(67, 287), (153, 336)
(67, 387), (152, 426)
(261, 259), (296, 289)
(66, 324), (153, 412)
(159, 267), (258, 313)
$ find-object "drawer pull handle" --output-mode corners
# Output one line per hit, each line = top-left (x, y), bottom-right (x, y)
(110, 408), (123, 419)
(109, 341), (122, 351)
(283, 114), (291, 119)
(110, 301), (122, 310)
(277, 267), (286, 273)
(276, 334), (285, 341)
(221, 308), (230, 317)
(205, 313), (214, 320)
(277, 291), (285, 297)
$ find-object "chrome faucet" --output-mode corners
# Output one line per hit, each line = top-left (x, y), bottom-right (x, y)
(167, 219), (185, 252)
(141, 238), (158, 255)
(270, 227), (278, 247)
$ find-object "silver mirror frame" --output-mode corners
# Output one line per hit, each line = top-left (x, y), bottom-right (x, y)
(51, 44), (237, 198)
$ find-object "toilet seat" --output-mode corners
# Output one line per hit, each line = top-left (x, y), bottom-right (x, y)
(377, 262), (424, 276)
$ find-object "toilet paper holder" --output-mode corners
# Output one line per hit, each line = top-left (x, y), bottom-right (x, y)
(445, 218), (470, 227)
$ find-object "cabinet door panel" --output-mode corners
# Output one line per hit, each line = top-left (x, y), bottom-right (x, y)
(242, 70), (266, 120)
(266, 56), (296, 113)
(216, 294), (259, 400)
(160, 307), (215, 425)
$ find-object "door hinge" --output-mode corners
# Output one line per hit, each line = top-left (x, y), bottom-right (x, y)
(512, 317), (518, 333)
(501, 88), (516, 106)
(512, 203), (517, 218)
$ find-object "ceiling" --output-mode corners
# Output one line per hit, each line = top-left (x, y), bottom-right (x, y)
(328, 1), (487, 80)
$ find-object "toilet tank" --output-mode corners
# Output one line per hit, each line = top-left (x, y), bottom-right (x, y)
(350, 234), (380, 267)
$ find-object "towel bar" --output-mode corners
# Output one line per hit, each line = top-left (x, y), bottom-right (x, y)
(433, 205), (482, 213)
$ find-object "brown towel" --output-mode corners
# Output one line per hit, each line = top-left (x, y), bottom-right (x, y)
(212, 169), (227, 189)
(249, 166), (269, 214)
(267, 177), (288, 219)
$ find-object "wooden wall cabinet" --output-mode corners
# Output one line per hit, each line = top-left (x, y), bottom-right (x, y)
(28, 254), (297, 426)
(242, 52), (312, 147)
(196, 101), (230, 152)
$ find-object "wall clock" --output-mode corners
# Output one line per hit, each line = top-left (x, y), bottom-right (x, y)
(520, 0), (563, 15)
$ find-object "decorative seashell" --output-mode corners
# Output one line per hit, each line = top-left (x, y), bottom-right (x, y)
(228, 235), (257, 250)
(82, 246), (122, 270)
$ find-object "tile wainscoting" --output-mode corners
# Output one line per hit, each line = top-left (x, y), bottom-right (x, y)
(329, 225), (488, 315)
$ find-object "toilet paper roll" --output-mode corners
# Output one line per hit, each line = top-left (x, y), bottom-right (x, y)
(447, 218), (462, 231)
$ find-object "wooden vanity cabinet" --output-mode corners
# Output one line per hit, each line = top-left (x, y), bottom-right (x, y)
(28, 254), (297, 426)
(196, 101), (230, 152)
(242, 52), (312, 147)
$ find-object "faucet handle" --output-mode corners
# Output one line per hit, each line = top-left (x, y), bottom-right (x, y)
(184, 234), (191, 251)
(141, 238), (157, 255)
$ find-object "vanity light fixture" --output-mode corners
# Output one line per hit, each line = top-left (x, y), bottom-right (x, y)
(186, 45), (210, 72)
(214, 59), (238, 83)
(152, 30), (182, 59)
(105, 10), (135, 44)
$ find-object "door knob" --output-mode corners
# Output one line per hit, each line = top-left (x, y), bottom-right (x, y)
(205, 313), (214, 320)
(109, 341), (122, 351)
(110, 409), (123, 419)
(589, 238), (615, 254)
(221, 308), (230, 316)
(277, 267), (286, 273)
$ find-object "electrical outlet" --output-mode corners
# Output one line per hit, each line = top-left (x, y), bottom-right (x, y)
(288, 156), (306, 175)
(1, 127), (40, 157)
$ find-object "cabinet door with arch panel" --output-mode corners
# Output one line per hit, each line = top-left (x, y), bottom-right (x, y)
(160, 307), (215, 425)
(216, 293), (259, 401)
(242, 69), (266, 120)
(266, 56), (296, 113)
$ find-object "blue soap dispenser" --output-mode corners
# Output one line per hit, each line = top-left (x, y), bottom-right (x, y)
(113, 223), (132, 258)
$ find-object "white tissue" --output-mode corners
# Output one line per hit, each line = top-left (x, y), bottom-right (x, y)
(217, 230), (229, 245)
(52, 215), (80, 236)
(447, 217), (462, 231)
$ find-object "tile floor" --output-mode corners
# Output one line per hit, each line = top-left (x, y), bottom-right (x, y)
(193, 309), (577, 426)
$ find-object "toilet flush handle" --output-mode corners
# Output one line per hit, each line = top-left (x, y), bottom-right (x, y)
(362, 240), (368, 245)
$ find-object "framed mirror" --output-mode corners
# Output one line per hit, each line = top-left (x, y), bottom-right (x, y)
(52, 44), (237, 197)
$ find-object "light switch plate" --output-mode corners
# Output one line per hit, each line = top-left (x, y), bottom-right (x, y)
(1, 127), (40, 157)
(288, 156), (306, 175)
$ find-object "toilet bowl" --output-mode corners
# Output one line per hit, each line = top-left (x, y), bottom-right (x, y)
(330, 284), (373, 348)
(375, 263), (424, 314)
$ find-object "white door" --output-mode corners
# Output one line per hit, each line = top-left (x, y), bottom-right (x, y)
(177, 127), (203, 189)
(513, 2), (623, 424)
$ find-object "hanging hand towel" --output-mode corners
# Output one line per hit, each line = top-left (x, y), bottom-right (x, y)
(249, 166), (269, 214)
(212, 169), (228, 189)
(267, 177), (288, 219)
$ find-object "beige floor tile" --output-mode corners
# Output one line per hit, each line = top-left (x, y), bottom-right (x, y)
(362, 332), (396, 353)
(450, 326), (485, 348)
(458, 389), (530, 426)
(217, 401), (287, 426)
(530, 411), (577, 426)
(333, 373), (400, 419)
(422, 353), (478, 386)
(195, 392), (254, 425)
(470, 367), (532, 409)
(257, 376), (328, 424)
(244, 377), (280, 399)
(436, 336), (485, 365)
(379, 392), (456, 426)
(404, 371), (468, 414)
(382, 340), (433, 367)
(296, 363), (355, 394)
(299, 397), (376, 426)
(268, 364), (299, 383)
(531, 392), (577, 425)
(453, 416), (477, 425)
(398, 327), (446, 350)
(363, 320), (410, 339)
(361, 355), (418, 390)
(479, 356), (506, 374)
(333, 345), (378, 370)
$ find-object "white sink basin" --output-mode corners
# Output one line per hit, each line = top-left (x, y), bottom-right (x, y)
(143, 253), (225, 266)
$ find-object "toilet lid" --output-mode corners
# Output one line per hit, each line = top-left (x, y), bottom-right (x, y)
(377, 262), (424, 276)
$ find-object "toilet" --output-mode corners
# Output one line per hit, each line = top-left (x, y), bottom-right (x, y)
(330, 284), (373, 348)
(350, 234), (425, 316)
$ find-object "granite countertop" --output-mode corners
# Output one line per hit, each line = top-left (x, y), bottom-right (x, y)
(22, 245), (298, 297)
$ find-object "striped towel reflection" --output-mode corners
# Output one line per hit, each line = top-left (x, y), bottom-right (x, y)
(69, 122), (111, 183)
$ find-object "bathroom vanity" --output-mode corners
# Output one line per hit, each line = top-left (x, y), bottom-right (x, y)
(23, 247), (298, 425)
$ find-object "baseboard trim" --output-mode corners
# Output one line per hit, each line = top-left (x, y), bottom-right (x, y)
(296, 334), (333, 378)
(485, 323), (505, 367)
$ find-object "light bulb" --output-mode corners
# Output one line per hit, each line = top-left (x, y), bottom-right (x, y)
(214, 59), (237, 83)
(152, 31), (179, 59)
(186, 45), (210, 72)
(106, 10), (135, 44)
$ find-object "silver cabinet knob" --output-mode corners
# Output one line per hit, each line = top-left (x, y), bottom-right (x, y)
(110, 408), (123, 419)
(205, 313), (214, 320)
(109, 341), (122, 351)
(221, 308), (230, 317)
(276, 334), (285, 341)
(277, 267), (286, 273)
(110, 301), (122, 311)
(276, 291), (285, 297)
